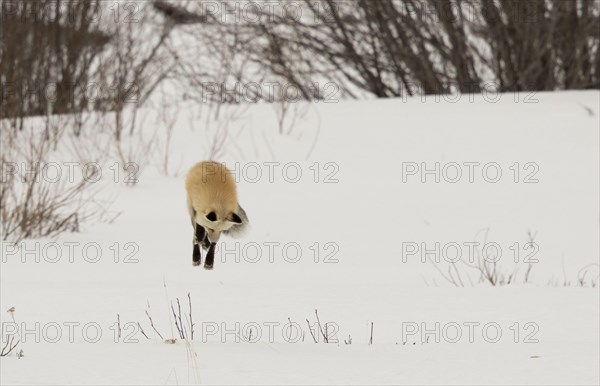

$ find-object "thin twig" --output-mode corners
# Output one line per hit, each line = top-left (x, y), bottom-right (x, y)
(145, 309), (164, 340)
(0, 336), (19, 357)
(177, 298), (185, 339)
(117, 314), (122, 340)
(305, 319), (318, 343)
(188, 292), (194, 340)
(137, 322), (149, 340)
(314, 309), (328, 343)
(171, 302), (184, 339)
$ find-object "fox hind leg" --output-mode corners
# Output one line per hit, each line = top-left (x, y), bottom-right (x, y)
(192, 223), (206, 266)
(191, 222), (215, 270)
(195, 223), (212, 250)
(195, 223), (206, 243)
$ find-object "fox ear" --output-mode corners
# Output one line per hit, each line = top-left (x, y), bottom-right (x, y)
(228, 213), (242, 224)
(205, 212), (217, 222)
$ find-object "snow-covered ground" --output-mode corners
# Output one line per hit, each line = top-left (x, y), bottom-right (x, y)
(1, 91), (599, 385)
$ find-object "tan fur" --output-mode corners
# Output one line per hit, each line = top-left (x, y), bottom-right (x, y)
(185, 161), (241, 243)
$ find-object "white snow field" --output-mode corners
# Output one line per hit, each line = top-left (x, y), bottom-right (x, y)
(1, 91), (599, 385)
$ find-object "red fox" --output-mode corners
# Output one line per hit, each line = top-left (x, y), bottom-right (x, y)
(185, 161), (248, 269)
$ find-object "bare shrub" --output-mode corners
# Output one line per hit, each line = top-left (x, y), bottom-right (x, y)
(305, 309), (334, 343)
(0, 0), (110, 120)
(156, 104), (183, 177)
(187, 103), (252, 161)
(95, 2), (177, 141)
(140, 292), (195, 342)
(0, 119), (106, 243)
(155, 0), (600, 102)
(1, 0), (176, 136)
(0, 307), (20, 357)
(427, 228), (539, 287)
(576, 264), (599, 288)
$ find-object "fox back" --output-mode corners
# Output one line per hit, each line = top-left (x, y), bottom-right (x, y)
(185, 161), (248, 268)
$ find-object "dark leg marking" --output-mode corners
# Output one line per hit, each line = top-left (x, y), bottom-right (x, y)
(192, 244), (201, 266)
(195, 224), (206, 244)
(204, 243), (216, 270)
(202, 237), (211, 250)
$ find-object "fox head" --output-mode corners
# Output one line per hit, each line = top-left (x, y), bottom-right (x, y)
(195, 209), (243, 243)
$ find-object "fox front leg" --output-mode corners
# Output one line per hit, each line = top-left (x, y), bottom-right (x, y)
(204, 243), (216, 270)
(192, 224), (206, 266)
(192, 244), (201, 266)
